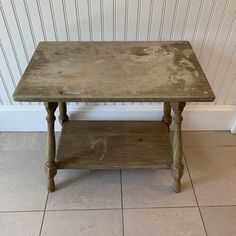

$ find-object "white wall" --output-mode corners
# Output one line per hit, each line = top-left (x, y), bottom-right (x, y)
(0, 0), (236, 131)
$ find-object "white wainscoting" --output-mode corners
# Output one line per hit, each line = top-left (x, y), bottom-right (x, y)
(0, 104), (235, 131)
(0, 0), (236, 131)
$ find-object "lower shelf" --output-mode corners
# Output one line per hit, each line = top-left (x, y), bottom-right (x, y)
(56, 121), (172, 169)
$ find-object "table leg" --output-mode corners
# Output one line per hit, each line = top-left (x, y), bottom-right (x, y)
(59, 102), (69, 125)
(44, 102), (58, 192)
(162, 102), (172, 127)
(170, 102), (186, 193)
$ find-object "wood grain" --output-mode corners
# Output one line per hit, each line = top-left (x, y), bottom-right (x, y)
(56, 120), (172, 169)
(44, 102), (58, 192)
(13, 41), (215, 103)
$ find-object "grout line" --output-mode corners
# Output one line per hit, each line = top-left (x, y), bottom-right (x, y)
(0, 210), (44, 213)
(184, 144), (236, 149)
(120, 170), (125, 236)
(44, 206), (198, 212)
(183, 152), (208, 236)
(39, 191), (49, 236)
(45, 208), (122, 212)
(123, 205), (198, 210)
(199, 205), (236, 208)
(1, 204), (235, 214)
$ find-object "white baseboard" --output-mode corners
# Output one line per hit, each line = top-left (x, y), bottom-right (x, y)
(230, 118), (236, 133)
(0, 104), (235, 132)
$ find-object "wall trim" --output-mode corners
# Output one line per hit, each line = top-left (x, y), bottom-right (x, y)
(0, 104), (235, 132)
(230, 117), (236, 133)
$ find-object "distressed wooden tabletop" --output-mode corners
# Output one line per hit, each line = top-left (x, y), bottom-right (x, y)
(13, 41), (215, 102)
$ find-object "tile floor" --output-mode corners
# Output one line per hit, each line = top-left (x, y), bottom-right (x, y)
(0, 131), (236, 235)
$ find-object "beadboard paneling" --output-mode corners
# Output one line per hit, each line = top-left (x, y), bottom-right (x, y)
(0, 0), (236, 106)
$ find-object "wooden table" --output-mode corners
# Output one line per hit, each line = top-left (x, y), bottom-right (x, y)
(13, 41), (215, 193)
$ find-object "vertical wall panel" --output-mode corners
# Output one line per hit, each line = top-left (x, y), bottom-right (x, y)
(206, 0), (236, 83)
(220, 47), (236, 104)
(0, 70), (13, 105)
(12, 0), (36, 58)
(226, 73), (236, 104)
(172, 0), (190, 40)
(0, 59), (15, 105)
(115, 0), (125, 41)
(103, 0), (114, 40)
(161, 0), (177, 40)
(1, 1), (28, 72)
(0, 7), (22, 92)
(78, 0), (90, 40)
(191, 0), (215, 53)
(24, 0), (44, 44)
(199, 0), (228, 73)
(126, 0), (138, 41)
(39, 0), (57, 40)
(90, 0), (102, 41)
(139, 0), (152, 41)
(51, 0), (68, 41)
(64, 0), (80, 41)
(182, 0), (202, 41)
(0, 0), (236, 106)
(149, 0), (164, 40)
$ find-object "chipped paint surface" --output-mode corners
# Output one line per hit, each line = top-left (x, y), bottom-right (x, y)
(13, 41), (215, 102)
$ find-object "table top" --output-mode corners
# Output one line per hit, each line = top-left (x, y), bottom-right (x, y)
(13, 41), (215, 102)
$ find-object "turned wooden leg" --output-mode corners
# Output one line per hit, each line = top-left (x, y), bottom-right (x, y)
(44, 102), (58, 192)
(170, 102), (186, 193)
(162, 102), (172, 127)
(59, 102), (69, 125)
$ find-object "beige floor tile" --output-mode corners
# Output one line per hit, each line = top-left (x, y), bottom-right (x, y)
(0, 211), (43, 236)
(0, 132), (47, 150)
(47, 170), (121, 210)
(42, 210), (122, 236)
(201, 206), (236, 236)
(122, 167), (197, 208)
(182, 131), (236, 148)
(0, 150), (48, 211)
(184, 146), (236, 206)
(124, 208), (206, 236)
